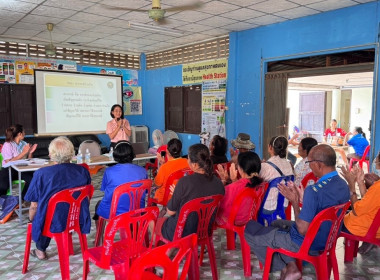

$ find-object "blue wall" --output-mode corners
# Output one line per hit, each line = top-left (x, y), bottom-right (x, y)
(138, 1), (380, 157)
(139, 64), (201, 154)
(228, 1), (380, 157)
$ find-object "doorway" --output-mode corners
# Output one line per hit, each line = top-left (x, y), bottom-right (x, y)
(263, 49), (375, 160)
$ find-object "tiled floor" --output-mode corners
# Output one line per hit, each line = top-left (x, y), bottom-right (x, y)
(1, 170), (379, 280)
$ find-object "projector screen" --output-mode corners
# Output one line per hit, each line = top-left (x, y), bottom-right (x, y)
(35, 70), (122, 135)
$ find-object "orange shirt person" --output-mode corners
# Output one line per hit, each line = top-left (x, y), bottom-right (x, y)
(153, 139), (188, 204)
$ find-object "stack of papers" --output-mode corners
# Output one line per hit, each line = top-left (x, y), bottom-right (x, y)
(3, 158), (48, 168)
(28, 158), (49, 166)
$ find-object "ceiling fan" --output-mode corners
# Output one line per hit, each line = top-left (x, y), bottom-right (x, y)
(45, 23), (56, 57)
(103, 0), (203, 23)
(44, 23), (83, 59)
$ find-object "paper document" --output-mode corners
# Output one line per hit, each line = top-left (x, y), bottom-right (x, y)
(2, 159), (30, 168)
(28, 158), (49, 166)
(2, 158), (48, 168)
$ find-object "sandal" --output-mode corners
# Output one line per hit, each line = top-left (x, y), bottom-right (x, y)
(30, 249), (48, 261)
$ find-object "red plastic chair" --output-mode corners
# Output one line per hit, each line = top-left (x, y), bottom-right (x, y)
(128, 234), (198, 280)
(22, 184), (94, 280)
(94, 179), (152, 247)
(262, 202), (351, 280)
(150, 168), (193, 207)
(83, 207), (159, 280)
(155, 194), (224, 280)
(145, 145), (167, 178)
(301, 172), (319, 188)
(216, 183), (268, 276)
(79, 163), (90, 172)
(339, 207), (380, 262)
(285, 172), (319, 218)
(349, 145), (370, 171)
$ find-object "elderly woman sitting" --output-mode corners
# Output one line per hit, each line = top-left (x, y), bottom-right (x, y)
(95, 141), (147, 220)
(25, 136), (91, 260)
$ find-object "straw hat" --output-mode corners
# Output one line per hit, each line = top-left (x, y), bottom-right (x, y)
(231, 133), (255, 150)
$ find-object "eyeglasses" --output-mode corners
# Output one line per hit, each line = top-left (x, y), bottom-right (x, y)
(305, 160), (324, 164)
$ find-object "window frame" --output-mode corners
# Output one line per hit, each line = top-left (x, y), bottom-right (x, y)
(165, 84), (202, 134)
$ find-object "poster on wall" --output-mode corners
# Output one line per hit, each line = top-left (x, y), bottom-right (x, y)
(123, 86), (142, 115)
(202, 80), (226, 140)
(0, 58), (16, 84)
(182, 59), (228, 144)
(0, 56), (77, 84)
(16, 60), (36, 84)
(80, 66), (138, 86)
(182, 58), (227, 84)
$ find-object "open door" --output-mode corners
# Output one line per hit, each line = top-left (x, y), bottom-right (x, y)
(263, 73), (288, 160)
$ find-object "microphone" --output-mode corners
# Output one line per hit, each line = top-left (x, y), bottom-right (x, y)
(117, 118), (123, 131)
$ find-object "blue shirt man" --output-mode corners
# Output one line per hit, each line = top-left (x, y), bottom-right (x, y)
(25, 136), (91, 260)
(289, 170), (350, 250)
(244, 144), (349, 279)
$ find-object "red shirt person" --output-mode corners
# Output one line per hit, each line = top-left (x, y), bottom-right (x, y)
(324, 119), (346, 141)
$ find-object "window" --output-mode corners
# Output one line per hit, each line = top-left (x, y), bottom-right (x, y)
(0, 41), (140, 69)
(165, 84), (202, 134)
(146, 36), (229, 69)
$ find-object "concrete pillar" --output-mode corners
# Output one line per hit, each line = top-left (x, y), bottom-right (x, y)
(331, 89), (342, 126)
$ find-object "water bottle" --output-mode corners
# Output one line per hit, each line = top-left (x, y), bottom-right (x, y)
(85, 149), (91, 164)
(77, 151), (83, 164)
(109, 147), (114, 161)
(327, 133), (332, 144)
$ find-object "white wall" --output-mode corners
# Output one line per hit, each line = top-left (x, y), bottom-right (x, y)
(349, 88), (373, 141)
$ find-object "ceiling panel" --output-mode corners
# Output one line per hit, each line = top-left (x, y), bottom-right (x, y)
(1, 1), (38, 13)
(12, 22), (48, 32)
(31, 5), (78, 19)
(0, 10), (27, 21)
(64, 35), (97, 43)
(246, 14), (287, 25)
(15, 0), (46, 3)
(221, 8), (265, 21)
(169, 10), (213, 22)
(197, 16), (238, 28)
(34, 31), (72, 43)
(58, 20), (95, 31)
(276, 6), (320, 19)
(197, 1), (241, 15)
(2, 27), (41, 38)
(19, 14), (64, 25)
(0, 0), (375, 54)
(68, 12), (111, 24)
(307, 0), (358, 12)
(86, 4), (129, 17)
(43, 0), (94, 10)
(249, 0), (300, 13)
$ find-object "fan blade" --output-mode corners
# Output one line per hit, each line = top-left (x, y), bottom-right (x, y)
(156, 17), (170, 25)
(165, 1), (203, 12)
(101, 4), (148, 12)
